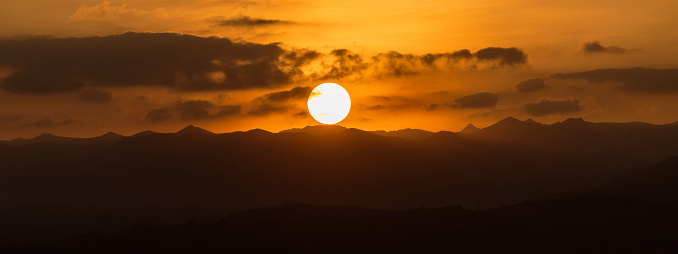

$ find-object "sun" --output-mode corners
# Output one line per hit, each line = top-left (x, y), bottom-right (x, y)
(307, 83), (351, 124)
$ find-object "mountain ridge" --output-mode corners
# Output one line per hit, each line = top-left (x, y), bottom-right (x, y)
(3, 118), (678, 162)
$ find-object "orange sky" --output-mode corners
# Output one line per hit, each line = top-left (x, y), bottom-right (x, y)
(1, 0), (678, 139)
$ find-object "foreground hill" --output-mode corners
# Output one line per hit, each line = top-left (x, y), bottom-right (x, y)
(543, 155), (678, 205)
(4, 196), (676, 253)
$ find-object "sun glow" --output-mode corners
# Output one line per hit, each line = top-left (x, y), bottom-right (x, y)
(307, 83), (351, 124)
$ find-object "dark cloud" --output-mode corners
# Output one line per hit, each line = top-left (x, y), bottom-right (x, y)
(78, 89), (113, 102)
(247, 86), (311, 116)
(257, 86), (312, 103)
(453, 92), (499, 108)
(515, 78), (550, 93)
(144, 100), (241, 122)
(2, 71), (84, 94)
(144, 108), (174, 123)
(582, 41), (627, 55)
(420, 49), (473, 67)
(0, 32), (529, 94)
(371, 51), (420, 77)
(281, 49), (321, 77)
(322, 49), (368, 80)
(365, 96), (423, 111)
(474, 47), (527, 66)
(247, 103), (288, 116)
(217, 105), (241, 117)
(0, 32), (290, 93)
(0, 114), (21, 124)
(549, 68), (678, 93)
(174, 100), (214, 121)
(21, 118), (84, 128)
(292, 110), (308, 118)
(524, 98), (581, 116)
(386, 47), (525, 72)
(210, 16), (294, 27)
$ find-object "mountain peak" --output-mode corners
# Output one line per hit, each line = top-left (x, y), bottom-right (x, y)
(564, 117), (586, 123)
(130, 130), (157, 138)
(489, 117), (526, 128)
(246, 128), (272, 134)
(554, 118), (588, 128)
(460, 123), (480, 133)
(497, 116), (521, 124)
(175, 125), (213, 136)
(98, 132), (123, 138)
(30, 133), (62, 142)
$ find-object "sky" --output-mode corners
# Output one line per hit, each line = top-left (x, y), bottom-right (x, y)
(1, 0), (678, 139)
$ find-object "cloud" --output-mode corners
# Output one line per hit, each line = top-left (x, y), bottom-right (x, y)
(0, 32), (290, 94)
(453, 92), (499, 108)
(313, 47), (526, 80)
(144, 100), (241, 122)
(217, 105), (242, 117)
(144, 108), (174, 123)
(420, 49), (473, 68)
(0, 32), (530, 94)
(69, 1), (136, 21)
(210, 16), (294, 27)
(78, 89), (113, 102)
(281, 49), (322, 77)
(515, 78), (551, 93)
(174, 100), (214, 121)
(321, 49), (368, 80)
(246, 86), (312, 116)
(364, 96), (424, 111)
(581, 41), (627, 55)
(257, 86), (312, 103)
(524, 98), (581, 116)
(371, 51), (420, 77)
(549, 68), (678, 93)
(292, 110), (308, 118)
(1, 71), (85, 94)
(474, 47), (527, 66)
(21, 118), (84, 128)
(247, 103), (289, 116)
(0, 114), (21, 124)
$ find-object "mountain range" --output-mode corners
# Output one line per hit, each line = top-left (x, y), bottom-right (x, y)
(5, 117), (678, 162)
(1, 118), (677, 244)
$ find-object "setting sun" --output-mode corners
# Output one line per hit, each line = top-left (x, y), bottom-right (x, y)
(307, 83), (351, 125)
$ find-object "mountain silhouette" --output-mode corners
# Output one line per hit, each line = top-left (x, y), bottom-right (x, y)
(1, 132), (124, 146)
(459, 123), (480, 133)
(174, 125), (214, 136)
(371, 128), (435, 140)
(459, 117), (678, 162)
(545, 156), (678, 205)
(1, 118), (678, 245)
(601, 156), (678, 204)
(280, 125), (348, 136)
(129, 130), (158, 138)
